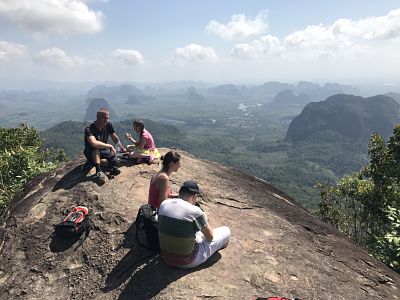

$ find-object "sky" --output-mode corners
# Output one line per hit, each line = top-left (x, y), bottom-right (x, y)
(1, 0), (400, 86)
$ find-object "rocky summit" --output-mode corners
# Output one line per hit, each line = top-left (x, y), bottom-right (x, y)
(0, 148), (399, 300)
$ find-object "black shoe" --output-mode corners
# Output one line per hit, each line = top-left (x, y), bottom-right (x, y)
(110, 168), (121, 176)
(94, 171), (107, 184)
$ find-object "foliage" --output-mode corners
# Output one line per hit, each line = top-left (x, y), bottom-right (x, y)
(372, 206), (400, 272)
(318, 125), (400, 272)
(0, 124), (66, 209)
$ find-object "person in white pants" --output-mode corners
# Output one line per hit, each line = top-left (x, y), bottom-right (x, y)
(158, 180), (231, 268)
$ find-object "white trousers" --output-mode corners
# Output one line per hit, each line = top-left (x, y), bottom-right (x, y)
(181, 226), (231, 269)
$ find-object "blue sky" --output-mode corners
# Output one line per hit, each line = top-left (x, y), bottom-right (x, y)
(1, 0), (400, 85)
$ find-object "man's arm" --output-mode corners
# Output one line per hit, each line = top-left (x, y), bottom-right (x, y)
(201, 224), (214, 242)
(87, 135), (115, 152)
(111, 132), (126, 152)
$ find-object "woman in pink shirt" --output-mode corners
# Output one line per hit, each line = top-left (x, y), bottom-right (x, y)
(148, 151), (181, 209)
(125, 120), (160, 163)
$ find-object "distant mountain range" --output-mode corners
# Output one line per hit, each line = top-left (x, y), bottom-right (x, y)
(268, 82), (360, 107)
(286, 94), (400, 142)
(82, 81), (361, 104)
(125, 94), (157, 104)
(87, 84), (144, 101)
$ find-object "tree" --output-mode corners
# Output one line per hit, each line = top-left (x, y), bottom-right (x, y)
(0, 124), (66, 209)
(318, 125), (400, 272)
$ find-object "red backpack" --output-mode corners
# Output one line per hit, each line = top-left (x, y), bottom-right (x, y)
(54, 206), (91, 238)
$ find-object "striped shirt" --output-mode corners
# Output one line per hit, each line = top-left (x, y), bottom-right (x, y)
(158, 198), (207, 266)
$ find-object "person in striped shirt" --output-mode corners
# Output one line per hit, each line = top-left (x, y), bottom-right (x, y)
(158, 180), (231, 268)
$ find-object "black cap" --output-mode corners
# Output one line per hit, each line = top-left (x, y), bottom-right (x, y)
(182, 180), (201, 194)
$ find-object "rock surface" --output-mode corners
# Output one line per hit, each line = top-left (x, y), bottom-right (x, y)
(0, 148), (399, 300)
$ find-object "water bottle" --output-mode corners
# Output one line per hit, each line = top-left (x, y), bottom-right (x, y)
(116, 140), (123, 158)
(116, 145), (121, 158)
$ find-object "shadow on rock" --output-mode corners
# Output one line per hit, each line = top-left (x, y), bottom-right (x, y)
(115, 221), (137, 250)
(119, 251), (221, 299)
(52, 165), (103, 192)
(49, 234), (82, 253)
(103, 243), (221, 299)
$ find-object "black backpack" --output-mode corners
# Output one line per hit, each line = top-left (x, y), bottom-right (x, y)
(54, 206), (91, 238)
(135, 204), (160, 251)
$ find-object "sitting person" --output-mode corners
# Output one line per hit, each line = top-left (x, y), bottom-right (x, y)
(125, 120), (160, 164)
(81, 108), (125, 183)
(158, 180), (231, 268)
(148, 151), (180, 209)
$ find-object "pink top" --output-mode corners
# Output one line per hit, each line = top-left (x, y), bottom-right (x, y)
(141, 129), (155, 150)
(148, 178), (170, 209)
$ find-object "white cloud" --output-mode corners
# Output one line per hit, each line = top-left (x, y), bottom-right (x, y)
(0, 40), (25, 61)
(206, 11), (268, 40)
(110, 49), (145, 65)
(230, 7), (400, 63)
(284, 8), (400, 50)
(34, 47), (84, 68)
(171, 44), (219, 65)
(231, 35), (284, 59)
(0, 0), (103, 35)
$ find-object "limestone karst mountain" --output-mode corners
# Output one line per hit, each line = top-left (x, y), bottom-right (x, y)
(84, 98), (117, 122)
(186, 87), (204, 101)
(286, 94), (400, 142)
(269, 90), (310, 107)
(0, 149), (399, 299)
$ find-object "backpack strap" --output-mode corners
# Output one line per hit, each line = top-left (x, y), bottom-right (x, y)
(63, 206), (89, 224)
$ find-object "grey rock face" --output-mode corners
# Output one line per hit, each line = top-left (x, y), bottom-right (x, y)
(0, 149), (399, 299)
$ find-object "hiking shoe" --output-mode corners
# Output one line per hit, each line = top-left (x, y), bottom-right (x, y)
(81, 161), (93, 175)
(94, 171), (106, 184)
(110, 167), (121, 176)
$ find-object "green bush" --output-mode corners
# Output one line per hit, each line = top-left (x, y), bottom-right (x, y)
(0, 124), (66, 209)
(317, 125), (400, 273)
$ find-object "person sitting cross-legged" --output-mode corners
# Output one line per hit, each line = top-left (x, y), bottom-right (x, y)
(158, 180), (231, 268)
(81, 108), (125, 184)
(125, 120), (160, 164)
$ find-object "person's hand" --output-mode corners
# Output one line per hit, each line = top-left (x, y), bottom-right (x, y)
(109, 144), (116, 154)
(125, 132), (132, 140)
(120, 146), (127, 153)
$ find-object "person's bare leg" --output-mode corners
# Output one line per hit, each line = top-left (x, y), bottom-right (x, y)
(92, 149), (101, 164)
(128, 152), (148, 159)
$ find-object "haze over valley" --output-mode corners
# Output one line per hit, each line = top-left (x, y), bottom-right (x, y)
(1, 79), (398, 209)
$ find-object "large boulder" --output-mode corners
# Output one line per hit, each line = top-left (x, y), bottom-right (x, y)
(0, 149), (399, 299)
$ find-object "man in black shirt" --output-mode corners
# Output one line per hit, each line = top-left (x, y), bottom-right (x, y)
(82, 108), (125, 183)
